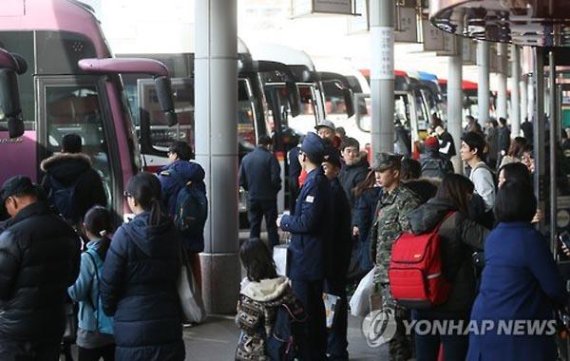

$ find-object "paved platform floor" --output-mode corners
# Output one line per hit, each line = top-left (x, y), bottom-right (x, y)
(183, 314), (388, 360)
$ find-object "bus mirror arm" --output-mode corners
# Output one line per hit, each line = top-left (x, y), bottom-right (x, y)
(154, 76), (178, 127)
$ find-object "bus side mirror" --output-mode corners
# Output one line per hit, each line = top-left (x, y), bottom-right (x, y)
(285, 81), (301, 117)
(154, 76), (178, 127)
(343, 88), (355, 118)
(0, 70), (24, 138)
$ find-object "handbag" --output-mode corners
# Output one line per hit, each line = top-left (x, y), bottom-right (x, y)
(323, 292), (341, 328)
(273, 244), (289, 277)
(177, 247), (207, 324)
(349, 266), (376, 317)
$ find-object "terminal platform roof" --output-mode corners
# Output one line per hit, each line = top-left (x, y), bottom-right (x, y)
(430, 0), (570, 48)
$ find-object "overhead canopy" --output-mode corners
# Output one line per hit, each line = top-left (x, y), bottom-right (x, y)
(429, 0), (570, 47)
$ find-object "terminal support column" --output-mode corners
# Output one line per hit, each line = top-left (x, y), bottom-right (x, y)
(497, 43), (508, 120)
(195, 0), (240, 314)
(549, 50), (557, 254)
(370, 0), (395, 154)
(510, 45), (521, 137)
(477, 41), (490, 124)
(448, 35), (463, 174)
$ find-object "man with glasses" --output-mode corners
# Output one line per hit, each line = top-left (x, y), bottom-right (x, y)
(0, 176), (80, 360)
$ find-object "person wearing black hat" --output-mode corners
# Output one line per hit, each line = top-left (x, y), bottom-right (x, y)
(322, 149), (352, 360)
(420, 136), (454, 180)
(369, 153), (421, 361)
(0, 176), (81, 359)
(239, 135), (282, 248)
(277, 132), (331, 360)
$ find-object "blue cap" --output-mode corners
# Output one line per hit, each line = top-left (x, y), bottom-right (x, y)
(300, 132), (326, 159)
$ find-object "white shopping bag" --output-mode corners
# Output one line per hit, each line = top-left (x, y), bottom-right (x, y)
(349, 267), (376, 317)
(273, 244), (288, 276)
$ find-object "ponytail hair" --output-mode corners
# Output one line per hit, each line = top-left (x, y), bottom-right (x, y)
(83, 205), (114, 259)
(126, 172), (166, 226)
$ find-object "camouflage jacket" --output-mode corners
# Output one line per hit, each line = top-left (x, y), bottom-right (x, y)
(370, 185), (421, 284)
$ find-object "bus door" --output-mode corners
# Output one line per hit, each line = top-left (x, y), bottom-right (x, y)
(353, 91), (419, 157)
(36, 75), (119, 213)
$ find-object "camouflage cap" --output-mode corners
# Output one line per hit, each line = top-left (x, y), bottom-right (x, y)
(370, 153), (402, 172)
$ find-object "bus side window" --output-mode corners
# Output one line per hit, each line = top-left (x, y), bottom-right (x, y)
(44, 85), (112, 206)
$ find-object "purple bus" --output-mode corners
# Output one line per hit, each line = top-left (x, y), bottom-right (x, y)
(0, 0), (176, 219)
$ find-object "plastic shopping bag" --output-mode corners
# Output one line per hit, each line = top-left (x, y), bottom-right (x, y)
(349, 267), (376, 317)
(273, 244), (288, 276)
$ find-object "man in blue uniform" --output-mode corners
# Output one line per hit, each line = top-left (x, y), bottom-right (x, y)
(278, 132), (331, 360)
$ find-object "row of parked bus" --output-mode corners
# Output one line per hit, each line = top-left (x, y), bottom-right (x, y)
(0, 0), (490, 223)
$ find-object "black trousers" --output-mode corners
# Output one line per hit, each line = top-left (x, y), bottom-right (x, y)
(78, 344), (115, 361)
(291, 279), (327, 361)
(247, 199), (279, 246)
(0, 338), (60, 361)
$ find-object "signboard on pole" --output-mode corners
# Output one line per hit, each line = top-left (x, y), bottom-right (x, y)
(394, 7), (418, 43)
(436, 32), (459, 56)
(347, 0), (369, 34)
(422, 20), (445, 51)
(291, 0), (353, 17)
(462, 39), (476, 65)
(372, 26), (395, 80)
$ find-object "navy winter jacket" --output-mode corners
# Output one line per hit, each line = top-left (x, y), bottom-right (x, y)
(239, 146), (281, 201)
(158, 159), (206, 252)
(100, 212), (185, 361)
(0, 201), (81, 342)
(325, 178), (352, 280)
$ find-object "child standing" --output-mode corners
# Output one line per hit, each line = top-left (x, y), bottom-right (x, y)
(68, 206), (115, 361)
(235, 238), (305, 361)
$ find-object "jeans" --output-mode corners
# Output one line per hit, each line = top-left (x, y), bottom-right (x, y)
(247, 199), (279, 246)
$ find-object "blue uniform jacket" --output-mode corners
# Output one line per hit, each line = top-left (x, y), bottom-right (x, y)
(239, 146), (281, 201)
(100, 212), (185, 361)
(280, 167), (330, 281)
(158, 160), (206, 253)
(468, 222), (567, 361)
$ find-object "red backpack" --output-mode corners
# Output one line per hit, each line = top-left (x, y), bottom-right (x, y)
(388, 212), (453, 309)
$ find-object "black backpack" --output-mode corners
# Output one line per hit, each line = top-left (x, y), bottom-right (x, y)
(47, 174), (82, 223)
(266, 299), (307, 361)
(172, 173), (208, 240)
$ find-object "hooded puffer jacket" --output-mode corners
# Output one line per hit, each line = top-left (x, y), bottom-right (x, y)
(0, 201), (80, 341)
(100, 212), (184, 361)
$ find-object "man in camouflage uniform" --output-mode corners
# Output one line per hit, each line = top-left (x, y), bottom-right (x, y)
(370, 153), (421, 361)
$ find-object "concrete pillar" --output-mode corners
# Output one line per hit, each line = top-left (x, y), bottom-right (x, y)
(195, 0), (240, 314)
(448, 37), (463, 174)
(510, 45), (521, 137)
(528, 76), (535, 123)
(477, 41), (490, 124)
(497, 43), (508, 120)
(370, 0), (395, 154)
(520, 76), (528, 124)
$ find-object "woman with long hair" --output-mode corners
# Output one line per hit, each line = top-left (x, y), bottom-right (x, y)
(100, 173), (185, 361)
(498, 136), (527, 168)
(351, 170), (382, 275)
(406, 174), (489, 361)
(467, 181), (566, 361)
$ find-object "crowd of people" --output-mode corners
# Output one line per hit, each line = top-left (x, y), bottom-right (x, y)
(0, 135), (207, 361)
(0, 113), (566, 361)
(236, 115), (569, 361)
